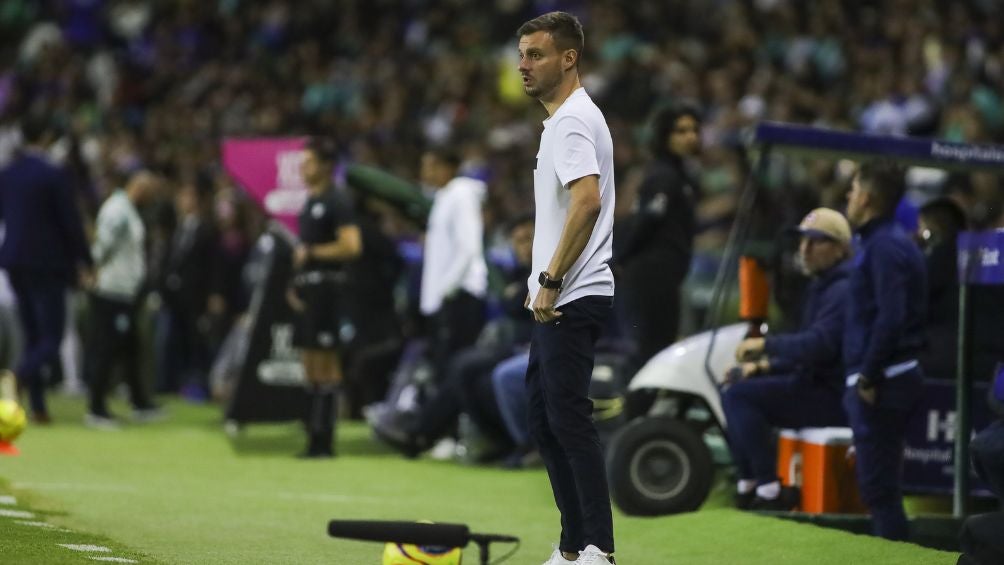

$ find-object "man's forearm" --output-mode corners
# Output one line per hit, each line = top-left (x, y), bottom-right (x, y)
(547, 176), (602, 279)
(310, 239), (361, 261)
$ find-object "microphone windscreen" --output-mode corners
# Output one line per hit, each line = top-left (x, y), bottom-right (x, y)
(327, 520), (470, 548)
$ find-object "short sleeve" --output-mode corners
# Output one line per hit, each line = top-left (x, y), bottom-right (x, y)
(552, 115), (600, 188)
(329, 189), (357, 231)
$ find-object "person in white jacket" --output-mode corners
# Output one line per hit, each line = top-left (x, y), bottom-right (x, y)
(418, 147), (488, 379)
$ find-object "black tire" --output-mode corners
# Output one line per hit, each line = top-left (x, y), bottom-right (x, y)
(606, 416), (714, 516)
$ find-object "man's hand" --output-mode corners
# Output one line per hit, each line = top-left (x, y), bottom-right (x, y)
(286, 286), (305, 312)
(735, 337), (766, 362)
(857, 378), (877, 405)
(532, 288), (562, 323)
(740, 362), (760, 379)
(79, 266), (96, 290)
(293, 245), (310, 268)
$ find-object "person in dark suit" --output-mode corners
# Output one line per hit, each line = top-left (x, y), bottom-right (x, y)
(0, 116), (93, 421)
(156, 175), (220, 398)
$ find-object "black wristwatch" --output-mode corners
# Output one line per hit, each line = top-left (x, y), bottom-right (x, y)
(538, 271), (564, 290)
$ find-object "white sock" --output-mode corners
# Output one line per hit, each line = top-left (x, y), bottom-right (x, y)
(737, 479), (757, 494)
(756, 481), (781, 499)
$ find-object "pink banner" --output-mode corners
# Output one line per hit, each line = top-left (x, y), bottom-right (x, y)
(222, 137), (309, 234)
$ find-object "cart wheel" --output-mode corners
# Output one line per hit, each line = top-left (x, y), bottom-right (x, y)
(606, 416), (714, 516)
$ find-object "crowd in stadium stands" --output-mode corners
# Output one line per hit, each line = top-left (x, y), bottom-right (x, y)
(1, 2), (1003, 469)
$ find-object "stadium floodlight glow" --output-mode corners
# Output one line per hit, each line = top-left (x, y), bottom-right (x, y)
(702, 121), (1004, 520)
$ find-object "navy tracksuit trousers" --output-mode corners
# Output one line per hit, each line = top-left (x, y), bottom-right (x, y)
(722, 374), (847, 485)
(843, 368), (924, 540)
(526, 295), (614, 554)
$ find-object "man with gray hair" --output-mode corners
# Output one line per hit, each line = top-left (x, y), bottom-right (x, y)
(724, 208), (853, 511)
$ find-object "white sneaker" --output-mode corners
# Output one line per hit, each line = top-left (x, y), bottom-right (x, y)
(84, 413), (121, 431)
(576, 545), (615, 565)
(542, 545), (577, 565)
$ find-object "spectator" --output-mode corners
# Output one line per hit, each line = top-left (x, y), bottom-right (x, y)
(916, 196), (968, 380)
(371, 215), (534, 458)
(615, 102), (702, 369)
(958, 365), (1004, 565)
(341, 195), (405, 419)
(843, 161), (927, 541)
(418, 147), (488, 379)
(724, 208), (852, 510)
(155, 174), (219, 399)
(287, 137), (362, 458)
(85, 169), (162, 429)
(0, 115), (93, 422)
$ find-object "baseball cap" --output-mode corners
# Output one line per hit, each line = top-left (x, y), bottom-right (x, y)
(796, 208), (851, 246)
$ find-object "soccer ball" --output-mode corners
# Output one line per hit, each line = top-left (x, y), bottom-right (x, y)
(382, 542), (462, 565)
(0, 399), (26, 443)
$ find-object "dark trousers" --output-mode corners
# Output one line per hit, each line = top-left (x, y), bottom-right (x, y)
(430, 291), (485, 381)
(722, 374), (846, 485)
(526, 295), (613, 554)
(971, 419), (1004, 503)
(8, 270), (66, 415)
(621, 265), (684, 371)
(843, 369), (924, 541)
(86, 293), (152, 415)
(155, 306), (208, 394)
(412, 345), (508, 444)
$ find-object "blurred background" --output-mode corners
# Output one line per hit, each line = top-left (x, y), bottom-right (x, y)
(0, 0), (1002, 414)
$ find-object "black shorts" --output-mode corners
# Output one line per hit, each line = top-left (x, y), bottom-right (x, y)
(291, 272), (345, 351)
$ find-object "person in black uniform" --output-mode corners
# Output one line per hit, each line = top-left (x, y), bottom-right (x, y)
(615, 103), (701, 370)
(287, 138), (362, 458)
(843, 161), (927, 540)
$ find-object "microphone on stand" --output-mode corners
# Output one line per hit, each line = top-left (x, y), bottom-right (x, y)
(327, 519), (519, 565)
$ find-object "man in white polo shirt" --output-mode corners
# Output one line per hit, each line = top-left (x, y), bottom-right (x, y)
(517, 11), (616, 565)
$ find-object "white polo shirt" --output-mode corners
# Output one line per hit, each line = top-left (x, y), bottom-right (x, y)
(527, 87), (615, 308)
(420, 175), (489, 315)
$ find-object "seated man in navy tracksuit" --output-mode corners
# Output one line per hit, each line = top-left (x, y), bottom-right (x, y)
(723, 208), (852, 510)
(843, 161), (927, 541)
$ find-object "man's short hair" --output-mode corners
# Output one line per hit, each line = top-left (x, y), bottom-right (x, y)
(506, 213), (535, 233)
(305, 137), (338, 165)
(857, 160), (906, 216)
(516, 11), (584, 63)
(424, 146), (462, 170)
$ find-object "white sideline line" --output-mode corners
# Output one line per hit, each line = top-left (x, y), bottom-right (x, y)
(0, 508), (35, 519)
(88, 558), (139, 563)
(13, 482), (139, 493)
(0, 495), (16, 505)
(15, 520), (60, 529)
(58, 544), (112, 553)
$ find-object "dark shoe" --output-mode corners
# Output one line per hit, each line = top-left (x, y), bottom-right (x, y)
(372, 420), (423, 458)
(31, 411), (52, 425)
(750, 486), (801, 511)
(735, 491), (756, 510)
(297, 432), (335, 459)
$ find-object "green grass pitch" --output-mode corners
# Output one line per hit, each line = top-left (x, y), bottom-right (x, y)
(0, 396), (960, 564)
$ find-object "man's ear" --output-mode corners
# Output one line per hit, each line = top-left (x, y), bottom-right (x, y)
(564, 49), (578, 71)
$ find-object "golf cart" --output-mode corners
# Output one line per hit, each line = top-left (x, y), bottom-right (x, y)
(604, 122), (1003, 524)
